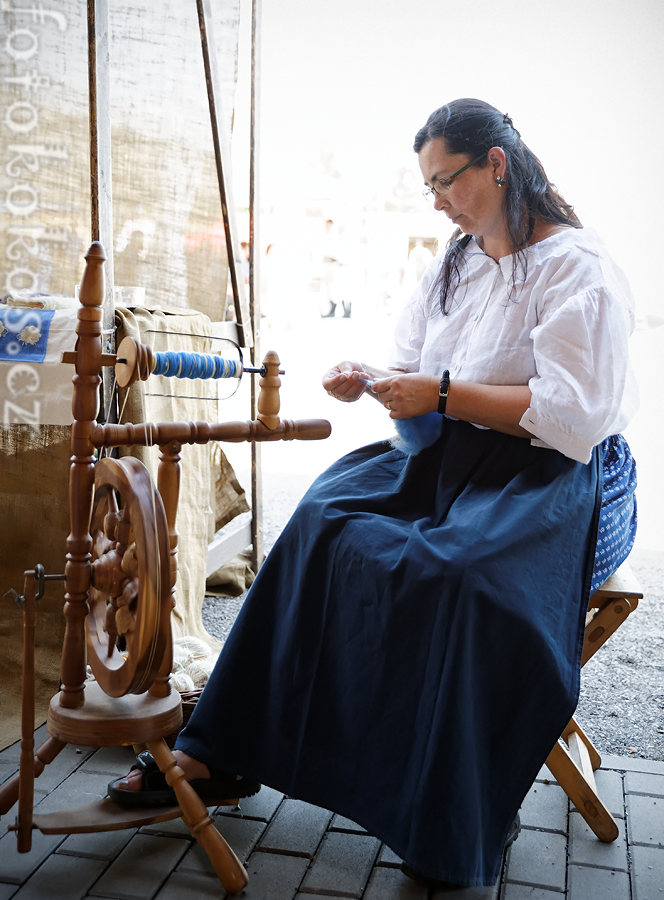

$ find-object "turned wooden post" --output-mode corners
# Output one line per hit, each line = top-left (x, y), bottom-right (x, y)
(147, 738), (249, 893)
(59, 242), (106, 708)
(257, 350), (281, 429)
(150, 439), (182, 699)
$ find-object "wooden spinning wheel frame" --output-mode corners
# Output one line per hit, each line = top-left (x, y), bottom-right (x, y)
(0, 2), (331, 892)
(0, 244), (331, 895)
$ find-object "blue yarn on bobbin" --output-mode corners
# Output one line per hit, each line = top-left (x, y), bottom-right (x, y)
(152, 351), (239, 380)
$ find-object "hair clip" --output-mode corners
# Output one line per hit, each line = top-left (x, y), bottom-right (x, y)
(502, 112), (521, 139)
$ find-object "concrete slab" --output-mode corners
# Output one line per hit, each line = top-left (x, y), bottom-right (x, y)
(503, 828), (567, 891)
(567, 864), (631, 900)
(86, 832), (189, 899)
(631, 843), (664, 900)
(568, 810), (628, 870)
(257, 797), (332, 857)
(519, 781), (568, 833)
(626, 793), (664, 846)
(10, 852), (107, 899)
(298, 830), (380, 896)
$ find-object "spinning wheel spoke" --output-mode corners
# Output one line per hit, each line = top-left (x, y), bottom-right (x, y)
(88, 457), (171, 697)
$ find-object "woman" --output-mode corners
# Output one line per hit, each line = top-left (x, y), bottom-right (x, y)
(110, 99), (638, 889)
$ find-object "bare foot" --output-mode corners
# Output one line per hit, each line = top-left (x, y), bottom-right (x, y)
(117, 750), (210, 791)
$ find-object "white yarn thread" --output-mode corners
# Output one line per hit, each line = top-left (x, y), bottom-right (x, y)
(171, 635), (218, 689)
(171, 670), (196, 692)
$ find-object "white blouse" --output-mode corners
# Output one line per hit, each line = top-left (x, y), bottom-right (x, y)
(389, 228), (639, 464)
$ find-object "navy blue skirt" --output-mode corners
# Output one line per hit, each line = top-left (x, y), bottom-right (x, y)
(178, 421), (631, 886)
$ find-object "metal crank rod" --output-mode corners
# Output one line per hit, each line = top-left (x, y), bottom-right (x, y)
(2, 567), (66, 851)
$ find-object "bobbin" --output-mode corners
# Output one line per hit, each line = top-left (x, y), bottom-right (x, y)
(114, 335), (280, 388)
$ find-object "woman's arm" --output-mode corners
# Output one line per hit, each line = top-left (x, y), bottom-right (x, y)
(446, 380), (533, 438)
(371, 372), (534, 439)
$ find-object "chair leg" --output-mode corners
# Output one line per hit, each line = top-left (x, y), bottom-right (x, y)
(582, 596), (637, 666)
(551, 568), (644, 843)
(560, 717), (602, 771)
(545, 736), (618, 842)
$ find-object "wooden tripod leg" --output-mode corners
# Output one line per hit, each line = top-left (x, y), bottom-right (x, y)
(146, 740), (249, 894)
(0, 738), (68, 818)
(1, 737), (66, 817)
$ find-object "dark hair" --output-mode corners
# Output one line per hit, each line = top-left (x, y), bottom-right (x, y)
(413, 98), (581, 312)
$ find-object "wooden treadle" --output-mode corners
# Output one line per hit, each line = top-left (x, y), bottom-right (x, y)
(31, 798), (182, 834)
(28, 794), (243, 835)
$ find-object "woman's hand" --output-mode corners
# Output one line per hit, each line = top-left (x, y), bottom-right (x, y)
(371, 373), (439, 418)
(322, 361), (373, 403)
(326, 366), (534, 436)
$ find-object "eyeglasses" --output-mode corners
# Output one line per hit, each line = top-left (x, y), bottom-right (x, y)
(422, 153), (486, 200)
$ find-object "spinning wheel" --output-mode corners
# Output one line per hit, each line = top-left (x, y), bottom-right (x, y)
(0, 242), (331, 894)
(88, 456), (171, 698)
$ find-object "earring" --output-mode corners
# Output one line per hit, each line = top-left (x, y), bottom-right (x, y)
(495, 176), (506, 187)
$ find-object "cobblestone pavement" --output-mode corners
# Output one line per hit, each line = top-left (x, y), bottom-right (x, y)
(1, 727), (662, 899)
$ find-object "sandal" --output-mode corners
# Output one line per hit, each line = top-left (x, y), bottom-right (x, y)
(107, 751), (261, 809)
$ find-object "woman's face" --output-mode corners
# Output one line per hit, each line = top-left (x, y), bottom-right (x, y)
(418, 136), (506, 240)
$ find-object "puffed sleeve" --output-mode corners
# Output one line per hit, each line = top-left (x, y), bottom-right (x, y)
(519, 281), (637, 464)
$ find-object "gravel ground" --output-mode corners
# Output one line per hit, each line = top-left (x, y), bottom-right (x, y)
(202, 472), (664, 762)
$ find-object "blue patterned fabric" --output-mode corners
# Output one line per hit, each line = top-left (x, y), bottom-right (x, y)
(591, 434), (637, 592)
(178, 421), (608, 887)
(0, 307), (55, 363)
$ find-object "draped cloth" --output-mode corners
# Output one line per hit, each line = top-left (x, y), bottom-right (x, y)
(177, 419), (603, 886)
(114, 306), (250, 649)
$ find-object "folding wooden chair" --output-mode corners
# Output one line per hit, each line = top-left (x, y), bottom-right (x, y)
(544, 560), (643, 841)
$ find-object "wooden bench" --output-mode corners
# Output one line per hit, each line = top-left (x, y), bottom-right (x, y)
(544, 560), (643, 841)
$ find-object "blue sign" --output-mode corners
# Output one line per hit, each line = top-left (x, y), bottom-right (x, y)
(0, 307), (55, 363)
